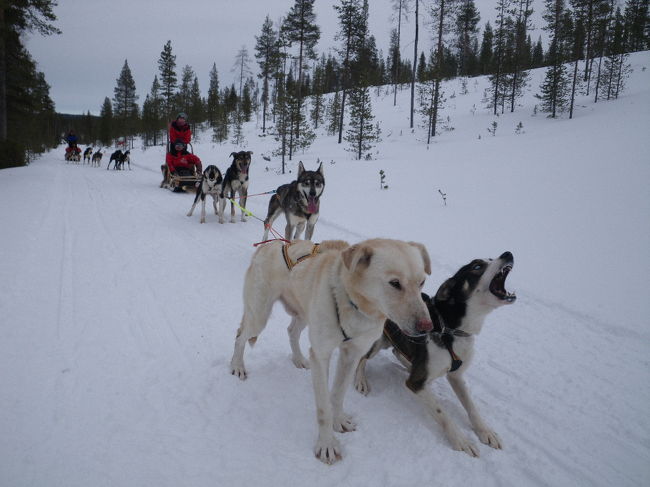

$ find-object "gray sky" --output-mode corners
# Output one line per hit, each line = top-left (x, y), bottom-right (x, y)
(24, 0), (539, 116)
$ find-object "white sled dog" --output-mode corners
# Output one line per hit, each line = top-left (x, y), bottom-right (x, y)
(354, 252), (516, 457)
(230, 238), (434, 464)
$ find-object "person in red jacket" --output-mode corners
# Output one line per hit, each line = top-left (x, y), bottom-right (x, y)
(169, 112), (192, 145)
(166, 140), (202, 175)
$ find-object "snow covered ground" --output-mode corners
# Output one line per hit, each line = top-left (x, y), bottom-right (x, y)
(1, 52), (649, 487)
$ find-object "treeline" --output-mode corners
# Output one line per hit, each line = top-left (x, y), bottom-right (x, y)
(4, 1), (647, 168)
(0, 1), (60, 168)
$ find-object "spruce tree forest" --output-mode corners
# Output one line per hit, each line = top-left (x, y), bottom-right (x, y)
(1, 0), (648, 168)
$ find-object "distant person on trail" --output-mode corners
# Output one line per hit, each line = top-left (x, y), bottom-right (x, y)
(169, 112), (192, 145)
(65, 130), (78, 149)
(166, 139), (202, 175)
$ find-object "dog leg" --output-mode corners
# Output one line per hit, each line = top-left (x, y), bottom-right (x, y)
(305, 221), (317, 240)
(200, 195), (207, 224)
(330, 342), (365, 433)
(287, 318), (309, 369)
(187, 191), (202, 218)
(239, 190), (248, 222)
(447, 372), (502, 449)
(230, 277), (277, 379)
(412, 386), (480, 457)
(230, 192), (236, 223)
(310, 346), (342, 464)
(293, 222), (306, 240)
(263, 207), (281, 241)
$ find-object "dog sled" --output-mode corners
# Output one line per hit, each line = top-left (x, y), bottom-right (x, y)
(65, 146), (81, 163)
(160, 141), (200, 192)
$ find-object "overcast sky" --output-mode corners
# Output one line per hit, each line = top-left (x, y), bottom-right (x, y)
(24, 0), (542, 116)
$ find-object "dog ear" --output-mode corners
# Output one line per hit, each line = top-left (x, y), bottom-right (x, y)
(230, 152), (237, 158)
(434, 278), (454, 302)
(317, 161), (324, 176)
(298, 161), (305, 175)
(408, 242), (431, 275)
(247, 151), (253, 156)
(342, 244), (373, 273)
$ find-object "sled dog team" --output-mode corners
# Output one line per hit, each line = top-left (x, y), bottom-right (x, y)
(193, 151), (518, 465)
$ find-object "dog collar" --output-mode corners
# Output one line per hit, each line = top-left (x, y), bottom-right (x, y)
(331, 286), (364, 342)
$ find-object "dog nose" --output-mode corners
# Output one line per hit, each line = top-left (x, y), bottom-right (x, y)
(500, 251), (513, 262)
(416, 319), (433, 333)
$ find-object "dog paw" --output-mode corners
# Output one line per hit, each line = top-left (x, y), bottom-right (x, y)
(219, 218), (225, 224)
(314, 437), (342, 465)
(200, 218), (206, 224)
(476, 428), (503, 449)
(354, 377), (370, 396)
(230, 363), (247, 380)
(291, 354), (310, 369)
(450, 435), (480, 457)
(333, 413), (356, 433)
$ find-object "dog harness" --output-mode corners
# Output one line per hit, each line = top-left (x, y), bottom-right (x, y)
(281, 242), (321, 270)
(383, 307), (469, 373)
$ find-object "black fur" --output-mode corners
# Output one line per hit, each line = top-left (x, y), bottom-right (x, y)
(221, 151), (253, 223)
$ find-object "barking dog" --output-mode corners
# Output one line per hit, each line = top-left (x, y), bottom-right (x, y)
(187, 165), (224, 224)
(262, 161), (325, 241)
(230, 238), (434, 464)
(354, 252), (516, 457)
(83, 147), (93, 164)
(91, 149), (103, 167)
(219, 151), (252, 223)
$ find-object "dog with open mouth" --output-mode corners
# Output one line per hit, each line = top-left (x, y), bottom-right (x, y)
(354, 251), (516, 457)
(262, 161), (325, 241)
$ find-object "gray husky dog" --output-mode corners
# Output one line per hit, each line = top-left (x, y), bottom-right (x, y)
(262, 161), (325, 241)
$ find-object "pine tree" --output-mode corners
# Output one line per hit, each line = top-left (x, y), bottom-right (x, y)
(479, 22), (494, 75)
(157, 41), (177, 120)
(531, 36), (545, 66)
(281, 0), (320, 142)
(141, 76), (163, 146)
(99, 97), (113, 146)
(112, 60), (139, 138)
(410, 0), (420, 129)
(0, 1), (59, 144)
(623, 0), (649, 51)
(334, 0), (366, 143)
(255, 15), (280, 134)
(345, 79), (380, 160)
(537, 0), (572, 117)
(206, 63), (220, 126)
(390, 0), (410, 105)
(600, 7), (632, 101)
(189, 76), (204, 125)
(326, 90), (342, 136)
(455, 0), (481, 76)
(177, 65), (195, 115)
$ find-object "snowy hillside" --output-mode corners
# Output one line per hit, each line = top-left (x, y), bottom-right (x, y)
(1, 53), (649, 487)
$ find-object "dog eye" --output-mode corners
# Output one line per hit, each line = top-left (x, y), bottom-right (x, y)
(473, 264), (483, 270)
(419, 280), (425, 288)
(389, 280), (401, 290)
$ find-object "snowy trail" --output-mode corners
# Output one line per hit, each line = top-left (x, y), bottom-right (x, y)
(1, 155), (647, 487)
(2, 53), (650, 486)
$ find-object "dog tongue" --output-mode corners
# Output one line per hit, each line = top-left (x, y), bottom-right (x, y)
(307, 196), (319, 213)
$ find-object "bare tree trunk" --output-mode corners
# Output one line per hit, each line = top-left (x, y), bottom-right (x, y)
(410, 0), (419, 129)
(393, 0), (403, 106)
(432, 0), (445, 138)
(569, 59), (579, 118)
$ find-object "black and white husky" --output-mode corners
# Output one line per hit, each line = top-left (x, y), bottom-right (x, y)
(187, 165), (224, 224)
(220, 151), (253, 224)
(355, 252), (516, 457)
(83, 147), (93, 164)
(262, 161), (325, 241)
